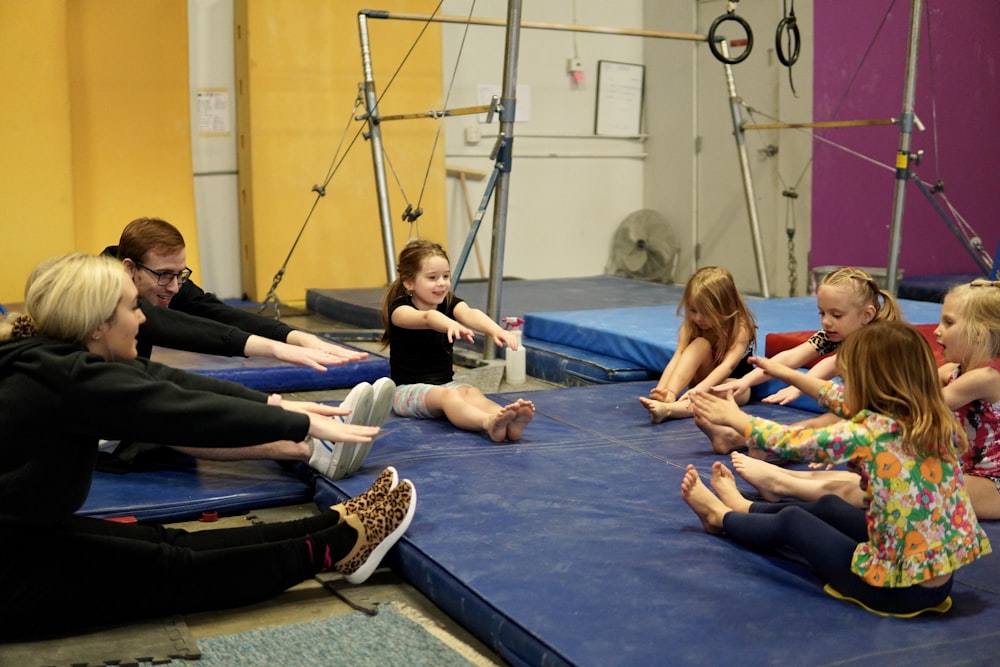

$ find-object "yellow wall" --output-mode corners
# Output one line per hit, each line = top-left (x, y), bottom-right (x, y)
(0, 0), (199, 305)
(66, 0), (200, 271)
(1, 0), (443, 306)
(0, 0), (74, 303)
(236, 0), (446, 300)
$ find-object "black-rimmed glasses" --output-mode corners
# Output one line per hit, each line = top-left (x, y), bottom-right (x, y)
(134, 261), (193, 286)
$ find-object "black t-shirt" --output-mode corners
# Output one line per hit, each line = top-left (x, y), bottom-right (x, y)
(388, 293), (465, 385)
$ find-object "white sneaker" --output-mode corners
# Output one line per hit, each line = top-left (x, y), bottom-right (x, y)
(308, 382), (375, 480)
(347, 377), (396, 475)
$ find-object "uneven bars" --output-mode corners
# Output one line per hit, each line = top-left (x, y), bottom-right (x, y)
(362, 10), (707, 42)
(372, 104), (492, 123)
(743, 118), (897, 130)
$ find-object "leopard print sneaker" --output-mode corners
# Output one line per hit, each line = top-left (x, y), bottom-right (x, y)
(329, 466), (399, 520)
(335, 478), (416, 584)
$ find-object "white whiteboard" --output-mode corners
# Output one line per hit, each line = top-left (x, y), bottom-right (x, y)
(594, 60), (645, 136)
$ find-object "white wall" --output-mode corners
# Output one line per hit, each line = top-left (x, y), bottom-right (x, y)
(188, 0), (241, 298)
(440, 0), (813, 296)
(440, 0), (647, 281)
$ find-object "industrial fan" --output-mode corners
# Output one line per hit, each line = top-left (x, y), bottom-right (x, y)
(605, 209), (679, 284)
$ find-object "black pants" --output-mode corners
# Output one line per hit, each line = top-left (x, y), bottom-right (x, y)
(0, 512), (355, 639)
(722, 494), (952, 615)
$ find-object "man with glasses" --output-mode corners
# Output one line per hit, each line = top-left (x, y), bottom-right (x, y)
(98, 217), (386, 473)
(105, 216), (366, 366)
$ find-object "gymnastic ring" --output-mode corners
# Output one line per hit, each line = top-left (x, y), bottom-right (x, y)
(775, 14), (800, 67)
(708, 12), (753, 65)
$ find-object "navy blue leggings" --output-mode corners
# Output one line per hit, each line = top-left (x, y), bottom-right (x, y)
(0, 512), (356, 639)
(722, 495), (952, 615)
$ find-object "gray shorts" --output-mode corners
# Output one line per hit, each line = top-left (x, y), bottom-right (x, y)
(393, 381), (469, 419)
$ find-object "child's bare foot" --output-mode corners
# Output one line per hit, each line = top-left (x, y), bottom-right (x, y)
(639, 396), (672, 424)
(745, 446), (789, 465)
(680, 464), (728, 534)
(506, 399), (535, 441)
(730, 452), (785, 502)
(709, 461), (752, 513)
(694, 414), (748, 454)
(484, 404), (519, 442)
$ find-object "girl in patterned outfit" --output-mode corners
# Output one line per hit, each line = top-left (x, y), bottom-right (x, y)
(681, 320), (991, 616)
(942, 280), (1000, 518)
(730, 279), (1000, 519)
(381, 240), (534, 442)
(639, 266), (758, 424)
(701, 266), (900, 454)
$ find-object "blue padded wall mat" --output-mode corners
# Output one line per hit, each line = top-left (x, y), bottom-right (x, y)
(314, 382), (1000, 666)
(80, 457), (312, 522)
(150, 344), (390, 392)
(524, 296), (944, 376)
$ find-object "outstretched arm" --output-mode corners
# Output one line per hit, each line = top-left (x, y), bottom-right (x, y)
(750, 355), (829, 401)
(651, 326), (693, 400)
(391, 303), (476, 344)
(452, 302), (520, 349)
(714, 340), (821, 395)
(687, 389), (752, 434)
(688, 325), (756, 396)
(762, 354), (839, 404)
(284, 330), (368, 362)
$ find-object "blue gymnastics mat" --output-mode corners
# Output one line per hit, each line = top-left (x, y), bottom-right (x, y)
(314, 381), (1000, 667)
(80, 456), (313, 522)
(150, 344), (390, 392)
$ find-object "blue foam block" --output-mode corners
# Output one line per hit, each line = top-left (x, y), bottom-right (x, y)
(150, 344), (390, 392)
(80, 458), (313, 522)
(524, 337), (656, 386)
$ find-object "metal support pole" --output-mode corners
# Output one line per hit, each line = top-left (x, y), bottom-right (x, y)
(357, 12), (397, 283)
(721, 41), (770, 297)
(885, 0), (923, 294)
(481, 0), (522, 361)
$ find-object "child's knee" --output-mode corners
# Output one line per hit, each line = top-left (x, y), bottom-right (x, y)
(455, 385), (486, 401)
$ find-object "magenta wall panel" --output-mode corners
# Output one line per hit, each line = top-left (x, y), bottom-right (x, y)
(812, 0), (999, 276)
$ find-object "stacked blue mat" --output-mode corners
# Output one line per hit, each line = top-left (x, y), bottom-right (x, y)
(522, 294), (945, 388)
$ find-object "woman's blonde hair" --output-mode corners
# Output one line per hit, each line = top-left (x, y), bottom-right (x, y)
(380, 239), (453, 347)
(837, 320), (967, 458)
(819, 267), (901, 322)
(945, 279), (1000, 370)
(678, 266), (757, 363)
(19, 253), (127, 344)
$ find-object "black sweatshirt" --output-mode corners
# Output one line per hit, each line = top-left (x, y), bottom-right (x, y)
(0, 337), (310, 528)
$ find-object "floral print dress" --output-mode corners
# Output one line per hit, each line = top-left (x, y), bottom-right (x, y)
(746, 381), (992, 587)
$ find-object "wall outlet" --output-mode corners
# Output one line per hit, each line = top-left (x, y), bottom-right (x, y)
(567, 57), (583, 73)
(464, 125), (481, 144)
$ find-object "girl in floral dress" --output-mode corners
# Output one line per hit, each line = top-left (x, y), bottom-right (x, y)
(727, 278), (1000, 519)
(680, 320), (991, 616)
